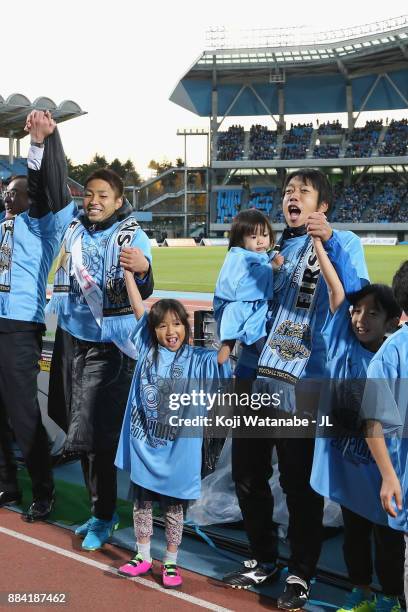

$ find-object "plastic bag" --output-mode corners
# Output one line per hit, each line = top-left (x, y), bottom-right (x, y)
(187, 437), (343, 531)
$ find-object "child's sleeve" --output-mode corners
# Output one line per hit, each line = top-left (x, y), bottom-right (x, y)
(215, 250), (273, 302)
(129, 311), (151, 356)
(361, 356), (403, 434)
(321, 299), (355, 360)
(325, 231), (369, 294)
(235, 260), (274, 301)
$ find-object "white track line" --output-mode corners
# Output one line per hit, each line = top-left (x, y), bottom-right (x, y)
(0, 526), (232, 612)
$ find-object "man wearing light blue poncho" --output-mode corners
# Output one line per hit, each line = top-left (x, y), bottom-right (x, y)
(223, 170), (369, 610)
(46, 167), (153, 551)
(0, 111), (77, 521)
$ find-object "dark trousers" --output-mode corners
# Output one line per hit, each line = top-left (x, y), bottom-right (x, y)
(232, 435), (324, 581)
(342, 506), (405, 595)
(0, 331), (54, 500)
(48, 326), (135, 521)
(81, 450), (118, 521)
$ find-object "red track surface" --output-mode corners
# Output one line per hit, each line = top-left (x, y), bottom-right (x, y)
(0, 508), (279, 611)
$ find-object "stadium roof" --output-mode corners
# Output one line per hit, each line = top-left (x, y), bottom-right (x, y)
(0, 93), (85, 139)
(170, 16), (408, 116)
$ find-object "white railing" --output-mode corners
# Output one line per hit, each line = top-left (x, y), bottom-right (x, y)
(205, 15), (408, 50)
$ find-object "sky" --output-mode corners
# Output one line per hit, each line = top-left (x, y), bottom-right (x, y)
(1, 0), (407, 179)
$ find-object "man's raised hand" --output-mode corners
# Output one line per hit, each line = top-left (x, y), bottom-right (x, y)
(24, 110), (56, 143)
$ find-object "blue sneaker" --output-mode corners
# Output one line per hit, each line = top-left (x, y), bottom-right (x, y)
(375, 595), (401, 612)
(75, 516), (97, 538)
(81, 513), (119, 551)
(337, 588), (375, 612)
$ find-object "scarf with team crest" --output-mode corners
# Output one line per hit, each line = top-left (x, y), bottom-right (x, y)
(0, 218), (14, 314)
(257, 233), (322, 385)
(47, 214), (141, 357)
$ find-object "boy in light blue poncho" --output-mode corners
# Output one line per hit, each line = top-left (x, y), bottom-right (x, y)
(214, 209), (284, 353)
(358, 261), (408, 606)
(311, 237), (404, 612)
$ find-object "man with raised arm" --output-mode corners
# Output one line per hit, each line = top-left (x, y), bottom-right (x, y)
(0, 111), (77, 521)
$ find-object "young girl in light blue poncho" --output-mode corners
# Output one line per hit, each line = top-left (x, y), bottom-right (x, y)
(115, 249), (231, 589)
(213, 209), (284, 363)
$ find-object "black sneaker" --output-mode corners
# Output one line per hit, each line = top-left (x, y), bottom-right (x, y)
(0, 490), (22, 507)
(222, 559), (279, 589)
(277, 575), (310, 610)
(23, 497), (55, 523)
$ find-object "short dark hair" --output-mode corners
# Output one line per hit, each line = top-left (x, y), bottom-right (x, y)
(228, 209), (275, 250)
(84, 168), (124, 198)
(392, 261), (408, 314)
(148, 299), (191, 359)
(282, 169), (333, 211)
(348, 283), (402, 321)
(7, 174), (27, 186)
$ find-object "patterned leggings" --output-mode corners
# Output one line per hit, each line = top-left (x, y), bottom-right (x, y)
(133, 501), (184, 547)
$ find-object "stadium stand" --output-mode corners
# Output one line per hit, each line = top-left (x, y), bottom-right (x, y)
(216, 125), (244, 160)
(379, 119), (408, 157)
(214, 177), (408, 225)
(313, 144), (341, 159)
(0, 156), (28, 179)
(247, 186), (279, 215)
(332, 177), (408, 223)
(317, 120), (344, 136)
(280, 122), (313, 160)
(213, 119), (408, 162)
(215, 189), (242, 223)
(345, 119), (383, 158)
(249, 124), (277, 160)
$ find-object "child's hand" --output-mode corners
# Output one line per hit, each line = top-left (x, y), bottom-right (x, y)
(271, 253), (284, 270)
(120, 247), (149, 276)
(306, 212), (333, 242)
(380, 474), (402, 517)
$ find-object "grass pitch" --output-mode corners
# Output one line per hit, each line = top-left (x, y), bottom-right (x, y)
(48, 245), (408, 293)
(151, 245), (408, 293)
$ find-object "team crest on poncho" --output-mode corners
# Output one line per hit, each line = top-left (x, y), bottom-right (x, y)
(105, 265), (128, 305)
(269, 319), (311, 361)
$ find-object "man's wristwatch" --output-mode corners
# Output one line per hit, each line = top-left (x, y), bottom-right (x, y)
(30, 141), (44, 148)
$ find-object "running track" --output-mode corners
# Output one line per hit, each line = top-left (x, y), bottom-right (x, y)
(0, 508), (278, 611)
(7, 292), (403, 609)
(2, 293), (277, 611)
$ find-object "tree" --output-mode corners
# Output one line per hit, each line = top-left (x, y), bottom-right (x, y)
(66, 155), (141, 187)
(148, 158), (173, 176)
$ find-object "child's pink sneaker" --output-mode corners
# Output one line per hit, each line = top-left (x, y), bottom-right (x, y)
(162, 562), (183, 589)
(118, 553), (152, 577)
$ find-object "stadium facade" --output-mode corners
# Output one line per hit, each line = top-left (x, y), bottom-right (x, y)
(134, 16), (408, 242)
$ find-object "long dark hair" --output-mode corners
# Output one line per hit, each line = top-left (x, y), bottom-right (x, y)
(228, 209), (275, 250)
(147, 299), (191, 360)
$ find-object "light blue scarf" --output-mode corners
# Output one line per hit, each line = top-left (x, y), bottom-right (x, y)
(47, 214), (141, 353)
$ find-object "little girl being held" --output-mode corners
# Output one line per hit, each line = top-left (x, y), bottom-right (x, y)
(213, 209), (284, 374)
